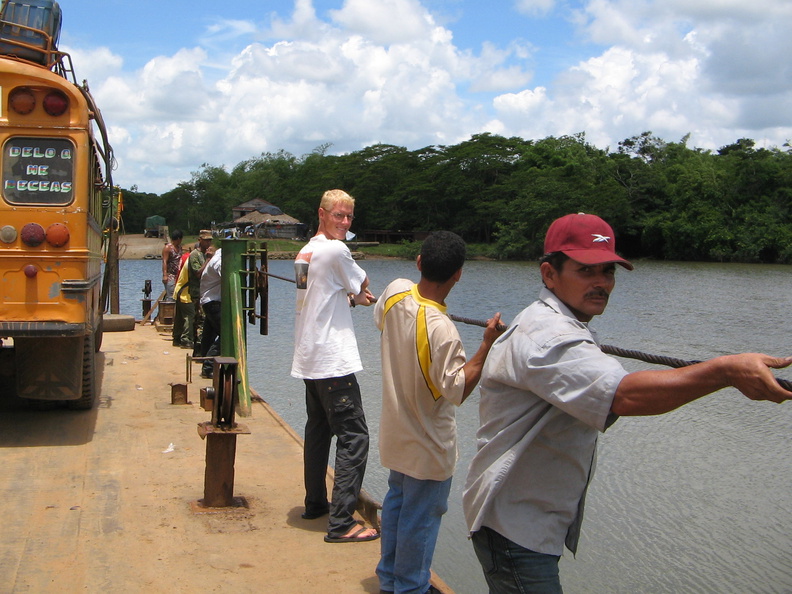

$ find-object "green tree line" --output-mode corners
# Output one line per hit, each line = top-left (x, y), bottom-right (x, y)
(118, 131), (792, 263)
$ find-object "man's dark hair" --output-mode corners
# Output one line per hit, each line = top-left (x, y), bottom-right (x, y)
(171, 229), (183, 241)
(539, 251), (568, 271)
(539, 252), (569, 288)
(420, 230), (466, 283)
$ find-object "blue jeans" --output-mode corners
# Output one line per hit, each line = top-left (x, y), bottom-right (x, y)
(471, 526), (562, 594)
(376, 470), (452, 594)
(163, 277), (175, 301)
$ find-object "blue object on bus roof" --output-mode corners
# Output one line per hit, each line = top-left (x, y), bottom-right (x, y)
(0, 0), (62, 65)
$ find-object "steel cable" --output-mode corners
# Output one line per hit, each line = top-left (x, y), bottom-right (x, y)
(448, 314), (792, 392)
(258, 271), (792, 392)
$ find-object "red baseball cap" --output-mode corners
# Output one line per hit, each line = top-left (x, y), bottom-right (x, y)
(544, 213), (633, 270)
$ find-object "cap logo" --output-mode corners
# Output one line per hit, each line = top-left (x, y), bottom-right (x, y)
(591, 233), (611, 243)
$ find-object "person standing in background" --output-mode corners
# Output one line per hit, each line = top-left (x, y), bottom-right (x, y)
(187, 231), (214, 355)
(171, 246), (193, 349)
(291, 189), (378, 544)
(199, 247), (221, 380)
(162, 229), (184, 300)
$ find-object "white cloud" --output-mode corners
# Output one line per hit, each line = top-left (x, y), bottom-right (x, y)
(60, 44), (123, 86)
(202, 19), (258, 45)
(87, 0), (524, 192)
(664, 0), (792, 22)
(514, 0), (556, 17)
(493, 86), (550, 116)
(490, 43), (750, 151)
(267, 0), (328, 42)
(488, 0), (792, 150)
(329, 0), (435, 45)
(468, 41), (534, 92)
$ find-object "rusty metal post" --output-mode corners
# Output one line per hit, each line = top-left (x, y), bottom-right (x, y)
(202, 432), (238, 507)
(196, 357), (250, 509)
(170, 383), (189, 405)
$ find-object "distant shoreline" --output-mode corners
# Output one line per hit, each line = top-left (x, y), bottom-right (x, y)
(117, 235), (163, 260)
(116, 234), (384, 260)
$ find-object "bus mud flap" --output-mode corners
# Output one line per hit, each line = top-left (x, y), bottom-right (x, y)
(15, 336), (83, 400)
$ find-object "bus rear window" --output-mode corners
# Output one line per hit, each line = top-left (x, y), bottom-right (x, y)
(2, 137), (74, 205)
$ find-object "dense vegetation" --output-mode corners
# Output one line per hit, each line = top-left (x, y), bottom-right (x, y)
(118, 132), (792, 263)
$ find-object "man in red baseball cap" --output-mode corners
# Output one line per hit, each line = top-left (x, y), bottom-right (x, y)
(463, 213), (791, 593)
(544, 212), (633, 270)
(539, 212), (632, 322)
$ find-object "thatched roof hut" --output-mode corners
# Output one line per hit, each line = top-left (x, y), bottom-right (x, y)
(234, 210), (300, 225)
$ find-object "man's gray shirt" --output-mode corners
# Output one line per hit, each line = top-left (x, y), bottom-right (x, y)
(462, 288), (628, 555)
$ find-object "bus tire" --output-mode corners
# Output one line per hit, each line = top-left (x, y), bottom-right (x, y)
(68, 333), (96, 410)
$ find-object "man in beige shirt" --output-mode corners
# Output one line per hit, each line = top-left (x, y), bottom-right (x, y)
(374, 230), (503, 594)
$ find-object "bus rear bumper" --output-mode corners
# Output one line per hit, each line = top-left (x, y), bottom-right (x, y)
(0, 321), (86, 337)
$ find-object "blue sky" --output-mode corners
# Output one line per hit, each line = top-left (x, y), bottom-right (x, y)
(54, 0), (792, 194)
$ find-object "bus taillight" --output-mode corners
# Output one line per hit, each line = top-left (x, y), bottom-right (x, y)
(43, 90), (69, 116)
(9, 87), (36, 115)
(46, 222), (69, 247)
(14, 223), (70, 247)
(20, 223), (45, 247)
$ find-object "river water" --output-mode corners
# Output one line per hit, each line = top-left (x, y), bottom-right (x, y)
(117, 256), (792, 594)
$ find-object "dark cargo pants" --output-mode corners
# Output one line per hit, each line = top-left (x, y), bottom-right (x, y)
(303, 374), (369, 538)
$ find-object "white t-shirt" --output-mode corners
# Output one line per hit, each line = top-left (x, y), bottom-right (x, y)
(290, 235), (367, 380)
(199, 248), (222, 305)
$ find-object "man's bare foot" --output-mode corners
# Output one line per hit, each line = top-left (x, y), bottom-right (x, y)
(343, 526), (377, 538)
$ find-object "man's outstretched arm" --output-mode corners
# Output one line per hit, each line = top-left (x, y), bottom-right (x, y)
(612, 353), (792, 416)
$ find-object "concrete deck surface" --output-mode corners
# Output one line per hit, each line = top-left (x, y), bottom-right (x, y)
(0, 323), (451, 593)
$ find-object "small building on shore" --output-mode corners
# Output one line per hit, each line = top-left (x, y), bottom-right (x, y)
(231, 198), (274, 220)
(215, 199), (308, 240)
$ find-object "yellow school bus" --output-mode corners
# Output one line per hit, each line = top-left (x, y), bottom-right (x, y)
(0, 0), (114, 408)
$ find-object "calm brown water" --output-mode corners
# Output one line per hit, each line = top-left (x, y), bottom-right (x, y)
(120, 257), (792, 594)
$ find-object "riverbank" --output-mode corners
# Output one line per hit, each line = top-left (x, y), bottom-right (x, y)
(117, 233), (165, 259)
(116, 234), (372, 261)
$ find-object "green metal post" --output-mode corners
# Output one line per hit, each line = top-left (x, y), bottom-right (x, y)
(220, 239), (252, 417)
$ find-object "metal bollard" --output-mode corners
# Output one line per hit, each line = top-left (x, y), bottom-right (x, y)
(170, 383), (189, 405)
(196, 357), (250, 508)
(142, 279), (152, 317)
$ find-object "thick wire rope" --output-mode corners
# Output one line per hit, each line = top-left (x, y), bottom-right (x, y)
(447, 314), (792, 392)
